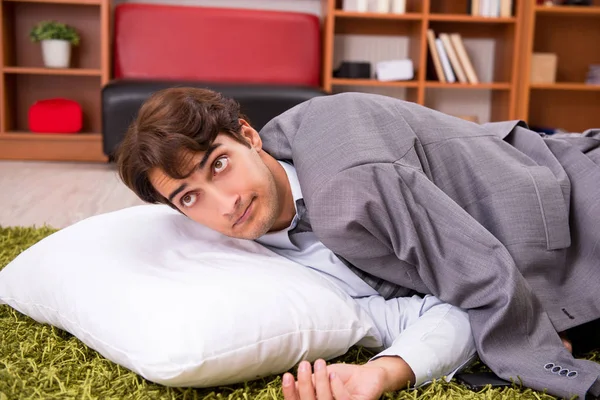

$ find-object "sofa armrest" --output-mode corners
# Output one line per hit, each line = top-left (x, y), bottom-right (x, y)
(101, 80), (326, 159)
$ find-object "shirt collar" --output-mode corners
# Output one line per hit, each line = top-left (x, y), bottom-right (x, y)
(254, 161), (303, 247)
(278, 160), (304, 211)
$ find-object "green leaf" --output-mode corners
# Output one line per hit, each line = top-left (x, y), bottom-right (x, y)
(29, 21), (80, 46)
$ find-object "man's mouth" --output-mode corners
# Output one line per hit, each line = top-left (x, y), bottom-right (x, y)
(234, 198), (254, 227)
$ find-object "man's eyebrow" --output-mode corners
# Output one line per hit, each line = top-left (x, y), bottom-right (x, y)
(168, 183), (187, 203)
(199, 143), (222, 170)
(167, 143), (223, 203)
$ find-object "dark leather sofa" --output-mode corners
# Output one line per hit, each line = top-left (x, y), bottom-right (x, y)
(102, 81), (325, 160)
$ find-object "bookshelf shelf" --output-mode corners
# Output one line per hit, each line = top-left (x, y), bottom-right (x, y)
(425, 82), (511, 89)
(332, 78), (419, 88)
(4, 131), (102, 138)
(530, 83), (600, 92)
(535, 5), (600, 16)
(427, 14), (516, 23)
(333, 10), (422, 20)
(0, 0), (110, 162)
(3, 66), (103, 76)
(0, 131), (105, 161)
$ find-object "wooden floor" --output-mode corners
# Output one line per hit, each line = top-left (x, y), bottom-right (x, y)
(0, 160), (146, 228)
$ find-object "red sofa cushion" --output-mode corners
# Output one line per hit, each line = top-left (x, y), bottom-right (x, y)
(113, 3), (321, 87)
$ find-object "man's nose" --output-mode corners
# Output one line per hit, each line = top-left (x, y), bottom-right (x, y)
(211, 188), (241, 217)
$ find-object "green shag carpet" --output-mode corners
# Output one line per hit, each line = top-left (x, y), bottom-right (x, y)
(0, 226), (596, 400)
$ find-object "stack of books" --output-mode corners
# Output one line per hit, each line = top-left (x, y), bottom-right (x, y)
(586, 65), (600, 85)
(469, 0), (513, 17)
(426, 29), (480, 84)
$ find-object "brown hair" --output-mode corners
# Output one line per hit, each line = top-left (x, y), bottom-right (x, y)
(115, 87), (250, 209)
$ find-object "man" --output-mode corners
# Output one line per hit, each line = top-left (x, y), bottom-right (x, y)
(116, 87), (600, 399)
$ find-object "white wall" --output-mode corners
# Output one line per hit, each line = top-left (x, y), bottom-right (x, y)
(113, 0), (495, 122)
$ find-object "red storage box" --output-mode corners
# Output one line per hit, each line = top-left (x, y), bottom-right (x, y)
(28, 98), (83, 134)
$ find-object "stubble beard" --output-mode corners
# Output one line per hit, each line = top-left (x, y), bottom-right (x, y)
(237, 166), (281, 241)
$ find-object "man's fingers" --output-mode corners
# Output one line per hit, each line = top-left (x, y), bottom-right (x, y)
(297, 361), (316, 400)
(559, 331), (573, 354)
(282, 373), (298, 400)
(330, 372), (351, 400)
(314, 359), (333, 400)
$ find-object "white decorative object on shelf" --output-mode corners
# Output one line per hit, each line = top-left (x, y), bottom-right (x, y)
(373, 0), (390, 13)
(343, 0), (368, 12)
(375, 59), (414, 81)
(41, 39), (72, 68)
(29, 21), (80, 69)
(391, 0), (406, 14)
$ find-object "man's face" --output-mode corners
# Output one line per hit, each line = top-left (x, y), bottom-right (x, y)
(149, 123), (283, 240)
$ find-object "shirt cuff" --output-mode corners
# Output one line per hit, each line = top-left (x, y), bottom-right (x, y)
(369, 345), (476, 388)
(369, 342), (437, 387)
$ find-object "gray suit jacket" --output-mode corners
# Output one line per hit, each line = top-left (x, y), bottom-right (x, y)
(258, 92), (600, 399)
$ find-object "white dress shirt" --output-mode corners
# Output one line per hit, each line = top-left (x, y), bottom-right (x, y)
(256, 161), (477, 387)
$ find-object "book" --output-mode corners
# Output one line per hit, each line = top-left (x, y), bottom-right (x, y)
(440, 33), (468, 83)
(500, 0), (513, 17)
(426, 29), (446, 83)
(435, 38), (455, 83)
(391, 0), (406, 14)
(449, 33), (480, 84)
(471, 0), (480, 16)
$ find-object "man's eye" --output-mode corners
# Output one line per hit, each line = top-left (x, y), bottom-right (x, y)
(213, 156), (229, 173)
(181, 193), (197, 208)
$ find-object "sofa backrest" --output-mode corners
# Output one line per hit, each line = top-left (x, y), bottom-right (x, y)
(113, 3), (321, 87)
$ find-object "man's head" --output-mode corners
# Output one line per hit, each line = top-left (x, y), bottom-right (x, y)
(115, 87), (294, 239)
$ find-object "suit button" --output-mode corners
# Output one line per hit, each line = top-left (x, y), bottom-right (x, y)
(544, 363), (554, 370)
(552, 366), (561, 373)
(559, 369), (569, 376)
(567, 371), (578, 378)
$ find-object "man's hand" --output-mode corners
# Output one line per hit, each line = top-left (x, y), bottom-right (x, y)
(281, 357), (415, 400)
(559, 331), (573, 353)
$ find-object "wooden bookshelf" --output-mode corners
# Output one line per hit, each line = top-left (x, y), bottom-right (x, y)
(0, 0), (110, 162)
(321, 0), (524, 123)
(516, 1), (600, 133)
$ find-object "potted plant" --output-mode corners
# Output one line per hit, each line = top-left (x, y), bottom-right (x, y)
(29, 21), (80, 68)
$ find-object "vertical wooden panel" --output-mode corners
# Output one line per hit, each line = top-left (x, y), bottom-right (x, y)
(416, 0), (430, 105)
(507, 0), (524, 120)
(0, 1), (4, 134)
(321, 0), (335, 92)
(516, 0), (535, 121)
(100, 0), (110, 85)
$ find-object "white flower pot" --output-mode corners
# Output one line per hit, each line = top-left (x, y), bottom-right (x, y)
(41, 39), (72, 68)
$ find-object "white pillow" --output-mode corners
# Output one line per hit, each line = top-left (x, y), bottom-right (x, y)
(0, 204), (379, 387)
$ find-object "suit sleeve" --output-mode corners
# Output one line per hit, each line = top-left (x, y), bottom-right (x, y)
(309, 162), (600, 399)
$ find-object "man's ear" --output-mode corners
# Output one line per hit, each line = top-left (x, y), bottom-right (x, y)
(239, 119), (263, 151)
